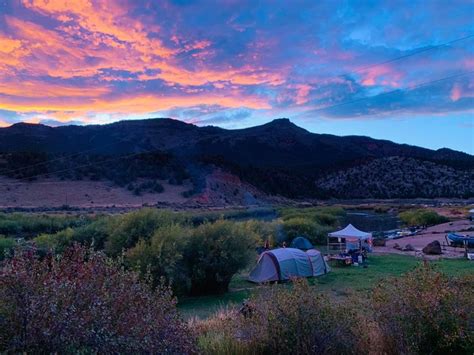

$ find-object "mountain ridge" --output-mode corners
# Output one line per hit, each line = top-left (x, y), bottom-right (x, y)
(0, 117), (472, 201)
(1, 117), (472, 157)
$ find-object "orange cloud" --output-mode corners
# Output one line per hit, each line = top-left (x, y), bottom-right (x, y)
(0, 79), (110, 98)
(140, 63), (285, 86)
(0, 0), (313, 127)
(22, 0), (174, 58)
(0, 92), (270, 117)
(0, 120), (12, 128)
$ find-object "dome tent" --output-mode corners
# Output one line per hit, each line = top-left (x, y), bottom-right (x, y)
(248, 248), (330, 283)
(290, 236), (314, 250)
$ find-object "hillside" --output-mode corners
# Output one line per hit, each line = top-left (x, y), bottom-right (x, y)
(0, 118), (472, 205)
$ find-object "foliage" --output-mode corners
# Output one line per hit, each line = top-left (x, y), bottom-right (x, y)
(372, 264), (474, 354)
(126, 224), (191, 293)
(0, 245), (196, 353)
(195, 279), (367, 355)
(0, 213), (87, 239)
(105, 208), (188, 256)
(239, 220), (282, 247)
(278, 206), (345, 223)
(399, 208), (449, 227)
(185, 220), (258, 295)
(0, 236), (15, 261)
(0, 151), (189, 188)
(282, 217), (332, 245)
(71, 216), (111, 249)
(33, 227), (75, 254)
(316, 156), (474, 199)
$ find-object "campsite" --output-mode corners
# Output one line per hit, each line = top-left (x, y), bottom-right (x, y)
(0, 203), (473, 353)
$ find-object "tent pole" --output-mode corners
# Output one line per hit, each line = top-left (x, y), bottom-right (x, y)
(327, 234), (329, 255)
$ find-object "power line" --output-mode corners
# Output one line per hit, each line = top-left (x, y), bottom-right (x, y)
(0, 148), (163, 186)
(1, 34), (472, 181)
(307, 70), (474, 115)
(345, 34), (474, 75)
(1, 70), (472, 187)
(0, 135), (131, 175)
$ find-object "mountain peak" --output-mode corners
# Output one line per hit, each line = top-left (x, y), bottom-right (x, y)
(267, 118), (293, 126)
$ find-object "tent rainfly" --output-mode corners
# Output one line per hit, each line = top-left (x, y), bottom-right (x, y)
(328, 224), (373, 251)
(290, 236), (314, 250)
(248, 248), (330, 283)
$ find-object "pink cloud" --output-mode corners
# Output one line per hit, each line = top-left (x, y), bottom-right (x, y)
(450, 83), (462, 101)
(360, 65), (403, 87)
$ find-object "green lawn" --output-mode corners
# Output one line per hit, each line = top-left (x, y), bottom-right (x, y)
(178, 254), (474, 319)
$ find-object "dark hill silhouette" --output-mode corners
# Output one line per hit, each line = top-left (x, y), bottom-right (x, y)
(0, 118), (472, 199)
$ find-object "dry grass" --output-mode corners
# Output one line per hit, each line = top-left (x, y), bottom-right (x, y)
(0, 177), (191, 208)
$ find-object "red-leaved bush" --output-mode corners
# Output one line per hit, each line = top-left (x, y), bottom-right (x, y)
(0, 244), (196, 353)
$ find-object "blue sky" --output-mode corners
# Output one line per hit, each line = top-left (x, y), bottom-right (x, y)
(0, 0), (473, 153)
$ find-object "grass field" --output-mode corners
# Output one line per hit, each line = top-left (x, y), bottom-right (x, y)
(178, 254), (474, 319)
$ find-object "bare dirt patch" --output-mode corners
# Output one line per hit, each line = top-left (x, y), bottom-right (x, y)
(374, 219), (473, 259)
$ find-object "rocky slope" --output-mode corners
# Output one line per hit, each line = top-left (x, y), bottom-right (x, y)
(0, 118), (472, 201)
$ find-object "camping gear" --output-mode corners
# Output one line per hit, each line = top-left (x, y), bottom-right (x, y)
(248, 248), (330, 283)
(290, 236), (314, 250)
(328, 224), (373, 252)
(328, 254), (352, 266)
(447, 233), (474, 247)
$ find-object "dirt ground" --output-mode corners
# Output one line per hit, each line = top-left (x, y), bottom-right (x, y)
(0, 177), (192, 208)
(374, 219), (474, 259)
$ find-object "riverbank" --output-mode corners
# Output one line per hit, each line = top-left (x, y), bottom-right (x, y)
(374, 219), (473, 258)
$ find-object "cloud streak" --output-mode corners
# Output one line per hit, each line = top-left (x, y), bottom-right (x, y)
(0, 0), (472, 127)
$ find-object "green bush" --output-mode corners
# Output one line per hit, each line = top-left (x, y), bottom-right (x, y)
(278, 207), (345, 225)
(0, 220), (21, 237)
(239, 220), (282, 247)
(0, 236), (15, 261)
(372, 265), (474, 354)
(399, 209), (449, 227)
(0, 213), (88, 238)
(105, 209), (187, 256)
(34, 228), (74, 253)
(185, 220), (258, 295)
(126, 224), (191, 293)
(282, 217), (332, 245)
(72, 216), (111, 249)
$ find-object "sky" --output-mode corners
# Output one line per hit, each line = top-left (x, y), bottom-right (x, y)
(0, 0), (473, 153)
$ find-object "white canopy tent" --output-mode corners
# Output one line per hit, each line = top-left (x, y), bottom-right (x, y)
(327, 224), (372, 252)
(329, 224), (372, 239)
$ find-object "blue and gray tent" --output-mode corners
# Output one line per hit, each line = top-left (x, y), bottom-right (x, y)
(248, 248), (330, 283)
(290, 236), (313, 250)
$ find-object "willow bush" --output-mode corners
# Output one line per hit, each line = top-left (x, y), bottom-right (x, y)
(0, 244), (196, 353)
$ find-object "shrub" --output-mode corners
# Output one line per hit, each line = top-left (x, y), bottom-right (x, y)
(126, 224), (191, 293)
(196, 279), (367, 354)
(0, 236), (15, 261)
(0, 213), (87, 239)
(33, 227), (75, 254)
(71, 217), (111, 249)
(239, 220), (282, 247)
(372, 264), (474, 354)
(185, 220), (258, 295)
(0, 245), (196, 353)
(278, 207), (345, 225)
(399, 209), (449, 227)
(105, 208), (187, 256)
